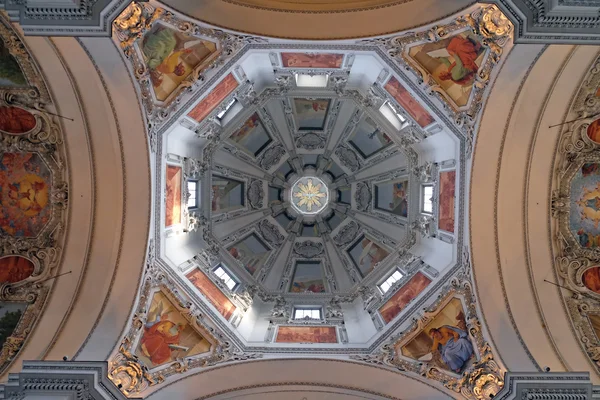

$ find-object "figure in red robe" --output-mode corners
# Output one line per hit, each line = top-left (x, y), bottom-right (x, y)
(438, 36), (483, 86)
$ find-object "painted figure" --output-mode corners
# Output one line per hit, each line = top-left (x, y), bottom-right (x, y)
(0, 257), (34, 283)
(140, 301), (185, 366)
(582, 163), (600, 177)
(0, 107), (35, 134)
(357, 239), (389, 274)
(429, 325), (474, 372)
(577, 229), (600, 248)
(587, 119), (600, 143)
(438, 36), (483, 86)
(583, 267), (600, 294)
(390, 181), (408, 217)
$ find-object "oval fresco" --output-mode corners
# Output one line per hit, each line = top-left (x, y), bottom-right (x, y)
(0, 153), (51, 237)
(587, 119), (600, 144)
(0, 256), (34, 284)
(0, 106), (36, 135)
(583, 266), (600, 294)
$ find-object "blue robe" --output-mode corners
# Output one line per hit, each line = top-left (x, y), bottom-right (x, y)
(435, 325), (473, 371)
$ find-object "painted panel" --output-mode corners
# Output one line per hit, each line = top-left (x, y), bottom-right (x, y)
(293, 99), (330, 131)
(408, 32), (486, 107)
(375, 179), (408, 217)
(0, 256), (34, 284)
(211, 176), (244, 213)
(141, 24), (218, 102)
(583, 266), (600, 294)
(187, 73), (238, 122)
(384, 77), (434, 128)
(438, 170), (456, 233)
(570, 163), (600, 248)
(397, 298), (474, 374)
(229, 113), (272, 156)
(135, 291), (211, 368)
(0, 302), (27, 348)
(0, 153), (51, 237)
(275, 326), (337, 343)
(290, 261), (326, 293)
(587, 119), (600, 144)
(590, 314), (600, 340)
(348, 118), (392, 159)
(347, 235), (390, 278)
(186, 269), (236, 320)
(165, 165), (182, 227)
(0, 40), (26, 87)
(227, 233), (271, 275)
(379, 272), (431, 324)
(281, 53), (343, 69)
(0, 107), (36, 135)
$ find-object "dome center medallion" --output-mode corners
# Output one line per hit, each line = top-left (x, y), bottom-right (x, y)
(291, 176), (329, 215)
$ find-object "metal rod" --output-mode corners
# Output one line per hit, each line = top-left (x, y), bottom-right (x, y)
(548, 112), (600, 129)
(36, 270), (72, 284)
(543, 279), (598, 301)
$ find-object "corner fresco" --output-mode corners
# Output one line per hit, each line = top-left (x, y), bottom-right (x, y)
(0, 153), (51, 237)
(275, 326), (337, 344)
(0, 39), (26, 87)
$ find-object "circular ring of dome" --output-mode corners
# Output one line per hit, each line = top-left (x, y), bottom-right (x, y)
(290, 176), (329, 215)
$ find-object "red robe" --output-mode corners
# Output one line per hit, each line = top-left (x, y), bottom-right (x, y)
(141, 320), (180, 365)
(440, 36), (482, 85)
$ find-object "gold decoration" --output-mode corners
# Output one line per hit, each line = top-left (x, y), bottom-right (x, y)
(293, 178), (327, 212)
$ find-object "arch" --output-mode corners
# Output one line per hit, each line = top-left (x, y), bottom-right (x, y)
(470, 42), (600, 379)
(144, 359), (455, 399)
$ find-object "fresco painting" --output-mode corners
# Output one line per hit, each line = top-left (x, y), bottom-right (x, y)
(281, 53), (343, 69)
(347, 236), (390, 278)
(384, 77), (435, 128)
(0, 107), (36, 135)
(408, 32), (486, 107)
(275, 326), (337, 343)
(229, 113), (272, 156)
(0, 40), (26, 87)
(379, 272), (432, 324)
(398, 298), (474, 374)
(438, 171), (456, 233)
(590, 314), (600, 341)
(135, 291), (211, 368)
(0, 153), (51, 237)
(0, 256), (34, 284)
(583, 266), (600, 294)
(293, 98), (330, 131)
(211, 176), (244, 213)
(0, 302), (26, 348)
(348, 118), (392, 159)
(587, 119), (600, 144)
(165, 165), (182, 227)
(227, 233), (271, 275)
(375, 179), (409, 217)
(290, 261), (326, 293)
(187, 74), (238, 122)
(185, 269), (236, 320)
(570, 163), (600, 249)
(141, 24), (218, 101)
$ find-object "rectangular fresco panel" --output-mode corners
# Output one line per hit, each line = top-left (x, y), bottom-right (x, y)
(186, 269), (236, 320)
(281, 53), (343, 69)
(135, 291), (211, 368)
(140, 24), (218, 102)
(375, 179), (409, 217)
(293, 98), (330, 131)
(347, 236), (390, 278)
(384, 76), (434, 128)
(0, 153), (51, 237)
(227, 233), (271, 275)
(275, 326), (337, 343)
(290, 261), (326, 293)
(229, 113), (272, 156)
(187, 73), (238, 122)
(0, 302), (26, 348)
(379, 272), (432, 324)
(211, 176), (244, 213)
(348, 118), (392, 159)
(438, 171), (456, 233)
(165, 165), (182, 227)
(569, 163), (600, 248)
(0, 40), (26, 87)
(398, 298), (474, 374)
(408, 32), (486, 107)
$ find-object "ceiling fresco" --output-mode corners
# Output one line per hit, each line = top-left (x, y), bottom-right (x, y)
(108, 3), (514, 399)
(551, 55), (600, 374)
(0, 15), (69, 376)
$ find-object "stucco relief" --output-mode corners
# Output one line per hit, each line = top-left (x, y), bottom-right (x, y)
(551, 55), (600, 374)
(0, 15), (68, 376)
